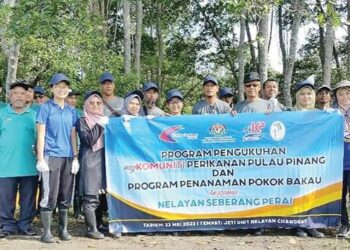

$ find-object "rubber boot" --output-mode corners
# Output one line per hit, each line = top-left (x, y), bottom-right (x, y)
(40, 211), (54, 243)
(58, 209), (72, 241)
(84, 211), (104, 239)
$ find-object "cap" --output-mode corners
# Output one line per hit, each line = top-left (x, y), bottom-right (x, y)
(244, 72), (260, 84)
(333, 80), (350, 92)
(50, 73), (70, 86)
(34, 86), (45, 95)
(26, 84), (34, 89)
(125, 90), (144, 100)
(84, 90), (102, 101)
(203, 75), (218, 85)
(68, 90), (81, 97)
(294, 79), (315, 92)
(142, 82), (159, 92)
(316, 84), (331, 93)
(166, 89), (183, 102)
(219, 87), (233, 98)
(9, 81), (29, 90)
(99, 72), (114, 84)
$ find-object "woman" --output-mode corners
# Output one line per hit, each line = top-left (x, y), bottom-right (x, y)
(166, 89), (184, 116)
(292, 79), (324, 238)
(77, 91), (108, 239)
(120, 90), (143, 116)
(333, 80), (350, 237)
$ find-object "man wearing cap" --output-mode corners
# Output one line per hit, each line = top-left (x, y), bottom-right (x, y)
(34, 86), (48, 105)
(26, 84), (41, 112)
(219, 87), (234, 108)
(166, 89), (184, 116)
(192, 75), (231, 115)
(262, 79), (287, 111)
(236, 72), (282, 113)
(66, 90), (83, 118)
(315, 85), (332, 110)
(36, 73), (79, 243)
(0, 81), (38, 236)
(99, 72), (124, 117)
(140, 82), (165, 117)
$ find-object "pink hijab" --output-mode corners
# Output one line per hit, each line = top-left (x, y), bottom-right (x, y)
(83, 94), (104, 152)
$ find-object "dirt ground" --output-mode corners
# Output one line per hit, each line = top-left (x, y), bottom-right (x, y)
(0, 218), (350, 250)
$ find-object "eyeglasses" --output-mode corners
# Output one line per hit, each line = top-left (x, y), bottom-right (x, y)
(245, 84), (259, 88)
(34, 95), (45, 99)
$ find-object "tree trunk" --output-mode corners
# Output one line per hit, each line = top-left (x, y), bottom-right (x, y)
(134, 0), (143, 83)
(245, 19), (258, 71)
(156, 2), (163, 85)
(268, 9), (274, 53)
(238, 16), (245, 102)
(323, 10), (334, 86)
(278, 5), (287, 74)
(316, 0), (325, 67)
(347, 0), (350, 75)
(123, 0), (131, 75)
(257, 13), (269, 83)
(283, 0), (303, 108)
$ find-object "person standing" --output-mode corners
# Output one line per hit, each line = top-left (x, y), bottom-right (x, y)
(34, 86), (48, 105)
(100, 72), (124, 117)
(166, 89), (184, 116)
(121, 90), (143, 116)
(262, 79), (287, 111)
(36, 73), (79, 243)
(192, 75), (231, 114)
(26, 84), (41, 112)
(219, 87), (234, 108)
(315, 85), (332, 110)
(140, 82), (165, 116)
(66, 90), (83, 118)
(0, 81), (38, 236)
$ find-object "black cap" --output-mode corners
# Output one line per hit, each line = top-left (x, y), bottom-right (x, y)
(142, 82), (159, 92)
(125, 90), (144, 100)
(9, 81), (29, 90)
(84, 90), (102, 101)
(294, 79), (315, 92)
(244, 72), (260, 84)
(68, 90), (81, 97)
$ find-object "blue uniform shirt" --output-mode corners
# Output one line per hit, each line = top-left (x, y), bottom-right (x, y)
(36, 100), (77, 157)
(0, 105), (37, 177)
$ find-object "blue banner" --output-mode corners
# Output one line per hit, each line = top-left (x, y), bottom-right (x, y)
(105, 111), (344, 234)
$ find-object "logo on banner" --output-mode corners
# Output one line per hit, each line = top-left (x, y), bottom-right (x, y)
(209, 123), (226, 136)
(270, 121), (286, 141)
(159, 125), (198, 143)
(243, 121), (265, 141)
(202, 123), (235, 143)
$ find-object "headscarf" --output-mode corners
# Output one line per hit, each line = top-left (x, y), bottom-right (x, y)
(83, 94), (104, 152)
(121, 94), (142, 116)
(294, 86), (316, 111)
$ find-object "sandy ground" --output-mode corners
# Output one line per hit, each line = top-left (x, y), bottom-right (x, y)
(0, 218), (350, 250)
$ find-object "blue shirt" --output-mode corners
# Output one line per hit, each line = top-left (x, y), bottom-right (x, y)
(0, 105), (37, 177)
(37, 100), (77, 157)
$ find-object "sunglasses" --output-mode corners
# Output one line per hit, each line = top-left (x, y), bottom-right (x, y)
(245, 84), (259, 88)
(34, 95), (45, 99)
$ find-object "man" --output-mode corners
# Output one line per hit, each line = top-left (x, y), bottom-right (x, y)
(192, 75), (231, 114)
(262, 79), (287, 111)
(140, 82), (165, 116)
(236, 72), (282, 113)
(219, 87), (234, 108)
(316, 84), (332, 110)
(99, 72), (124, 117)
(26, 84), (41, 112)
(0, 81), (38, 236)
(34, 86), (48, 105)
(66, 90), (83, 118)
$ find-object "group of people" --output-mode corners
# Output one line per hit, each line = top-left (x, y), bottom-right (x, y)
(0, 70), (349, 243)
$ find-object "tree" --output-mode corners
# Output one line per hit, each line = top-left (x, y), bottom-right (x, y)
(134, 0), (143, 82)
(322, 1), (335, 86)
(238, 16), (245, 101)
(123, 0), (131, 75)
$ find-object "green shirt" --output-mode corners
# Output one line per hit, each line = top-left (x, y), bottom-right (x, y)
(29, 102), (41, 113)
(0, 105), (37, 177)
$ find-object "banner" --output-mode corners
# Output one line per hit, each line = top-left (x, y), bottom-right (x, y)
(105, 111), (344, 233)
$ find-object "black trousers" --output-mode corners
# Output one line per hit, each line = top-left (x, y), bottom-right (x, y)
(341, 170), (350, 225)
(0, 176), (38, 233)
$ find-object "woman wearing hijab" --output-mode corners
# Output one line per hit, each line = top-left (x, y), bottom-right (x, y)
(120, 90), (143, 116)
(77, 91), (109, 239)
(333, 80), (350, 237)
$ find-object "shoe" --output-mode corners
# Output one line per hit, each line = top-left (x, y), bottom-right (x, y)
(254, 228), (264, 236)
(338, 224), (349, 237)
(2, 230), (16, 237)
(98, 224), (109, 234)
(84, 211), (104, 240)
(40, 211), (54, 243)
(112, 232), (122, 238)
(294, 228), (307, 238)
(306, 228), (324, 238)
(58, 209), (72, 241)
(19, 229), (37, 236)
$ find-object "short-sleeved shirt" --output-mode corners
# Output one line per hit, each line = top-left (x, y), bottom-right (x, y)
(0, 102), (6, 108)
(29, 102), (41, 113)
(192, 99), (231, 115)
(235, 98), (282, 113)
(76, 108), (83, 118)
(36, 99), (77, 157)
(0, 105), (37, 177)
(103, 96), (124, 117)
(139, 106), (165, 117)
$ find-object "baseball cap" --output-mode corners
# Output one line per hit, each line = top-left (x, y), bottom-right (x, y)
(84, 90), (102, 101)
(294, 79), (315, 92)
(68, 90), (81, 97)
(316, 84), (331, 93)
(34, 86), (45, 95)
(99, 72), (115, 84)
(50, 73), (70, 86)
(203, 75), (218, 85)
(9, 81), (29, 90)
(219, 87), (233, 98)
(333, 80), (350, 92)
(166, 89), (183, 102)
(125, 90), (144, 100)
(142, 82), (159, 92)
(244, 72), (260, 84)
